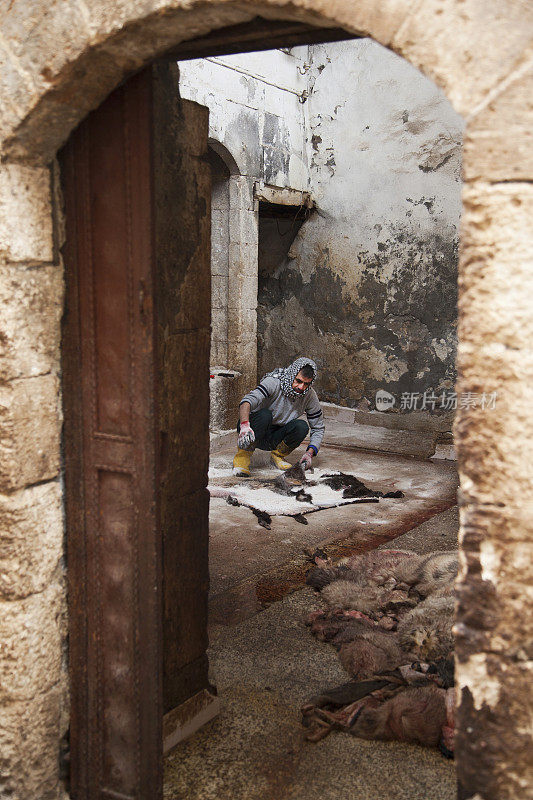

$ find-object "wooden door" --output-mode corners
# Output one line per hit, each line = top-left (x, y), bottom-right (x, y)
(60, 63), (211, 800)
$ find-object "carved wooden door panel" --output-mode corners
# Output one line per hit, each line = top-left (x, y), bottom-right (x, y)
(60, 64), (211, 800)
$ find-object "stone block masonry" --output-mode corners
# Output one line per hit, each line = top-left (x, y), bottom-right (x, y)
(0, 164), (66, 798)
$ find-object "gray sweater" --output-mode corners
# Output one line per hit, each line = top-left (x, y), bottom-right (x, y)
(240, 376), (325, 452)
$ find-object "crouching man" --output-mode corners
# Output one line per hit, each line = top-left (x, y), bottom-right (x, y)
(233, 356), (325, 477)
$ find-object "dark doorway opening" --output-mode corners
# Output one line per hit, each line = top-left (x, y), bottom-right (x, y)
(257, 201), (312, 378)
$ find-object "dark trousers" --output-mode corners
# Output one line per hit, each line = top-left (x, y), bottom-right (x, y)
(237, 409), (309, 451)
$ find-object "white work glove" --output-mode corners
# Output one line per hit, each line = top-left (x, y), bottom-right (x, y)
(299, 450), (314, 470)
(238, 421), (255, 450)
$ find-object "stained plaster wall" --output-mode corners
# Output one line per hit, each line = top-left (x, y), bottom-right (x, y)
(258, 39), (464, 411)
(180, 41), (463, 417)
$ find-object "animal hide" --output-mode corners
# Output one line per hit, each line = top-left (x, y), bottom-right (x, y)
(208, 469), (400, 521)
(320, 580), (416, 615)
(306, 549), (416, 591)
(390, 551), (458, 597)
(306, 609), (413, 680)
(337, 632), (412, 681)
(321, 473), (404, 500)
(349, 684), (448, 748)
(302, 660), (455, 756)
(397, 595), (455, 661)
(303, 547), (458, 755)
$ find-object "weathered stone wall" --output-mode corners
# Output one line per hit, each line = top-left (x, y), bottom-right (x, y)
(0, 164), (67, 797)
(0, 2), (531, 799)
(208, 147), (231, 368)
(258, 39), (464, 410)
(454, 178), (533, 800)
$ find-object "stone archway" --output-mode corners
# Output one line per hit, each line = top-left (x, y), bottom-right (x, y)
(0, 3), (531, 799)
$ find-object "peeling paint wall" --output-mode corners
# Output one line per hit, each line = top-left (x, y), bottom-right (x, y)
(179, 41), (463, 417)
(258, 40), (464, 412)
(178, 50), (311, 190)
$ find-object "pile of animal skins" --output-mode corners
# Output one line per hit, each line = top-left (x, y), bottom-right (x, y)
(302, 548), (457, 757)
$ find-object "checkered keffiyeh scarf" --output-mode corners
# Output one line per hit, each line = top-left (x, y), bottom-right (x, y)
(262, 357), (318, 401)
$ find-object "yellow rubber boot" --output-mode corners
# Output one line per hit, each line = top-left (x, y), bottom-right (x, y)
(270, 441), (293, 470)
(232, 448), (252, 477)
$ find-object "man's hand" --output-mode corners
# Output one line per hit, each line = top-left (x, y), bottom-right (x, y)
(238, 421), (255, 450)
(299, 450), (313, 470)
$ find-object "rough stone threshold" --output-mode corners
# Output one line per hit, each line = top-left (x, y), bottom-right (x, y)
(207, 417), (458, 630)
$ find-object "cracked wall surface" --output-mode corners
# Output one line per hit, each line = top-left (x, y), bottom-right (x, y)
(258, 39), (464, 412)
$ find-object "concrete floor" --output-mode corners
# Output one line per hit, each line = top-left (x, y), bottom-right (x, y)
(164, 443), (459, 800)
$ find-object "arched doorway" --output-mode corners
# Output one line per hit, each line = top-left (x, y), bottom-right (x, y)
(0, 5), (530, 800)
